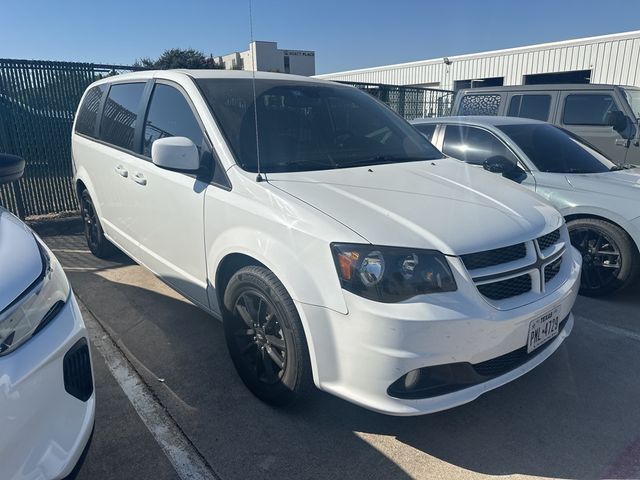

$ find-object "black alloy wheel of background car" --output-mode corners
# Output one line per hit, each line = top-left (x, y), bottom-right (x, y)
(567, 218), (640, 296)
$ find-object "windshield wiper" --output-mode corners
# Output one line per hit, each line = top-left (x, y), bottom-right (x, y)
(565, 168), (595, 174)
(338, 155), (437, 168)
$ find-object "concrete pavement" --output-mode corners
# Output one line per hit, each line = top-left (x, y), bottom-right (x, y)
(42, 231), (640, 480)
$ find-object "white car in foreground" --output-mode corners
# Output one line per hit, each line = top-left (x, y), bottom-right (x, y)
(72, 70), (581, 415)
(0, 154), (95, 479)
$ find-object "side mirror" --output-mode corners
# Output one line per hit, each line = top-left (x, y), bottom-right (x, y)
(0, 154), (25, 185)
(151, 137), (200, 172)
(483, 156), (526, 181)
(606, 110), (627, 133)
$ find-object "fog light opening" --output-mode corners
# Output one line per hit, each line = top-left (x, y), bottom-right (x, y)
(403, 369), (421, 390)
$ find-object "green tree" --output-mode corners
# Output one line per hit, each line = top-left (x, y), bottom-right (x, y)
(134, 48), (221, 69)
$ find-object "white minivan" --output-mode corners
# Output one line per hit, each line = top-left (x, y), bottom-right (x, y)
(72, 70), (581, 415)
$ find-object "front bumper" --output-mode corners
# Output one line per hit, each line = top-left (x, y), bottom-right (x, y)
(297, 246), (581, 416)
(0, 293), (95, 480)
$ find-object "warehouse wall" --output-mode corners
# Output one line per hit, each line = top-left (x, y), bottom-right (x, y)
(317, 31), (640, 90)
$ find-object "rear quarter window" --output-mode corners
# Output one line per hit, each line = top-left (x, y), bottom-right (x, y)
(99, 82), (146, 151)
(75, 85), (106, 137)
(458, 94), (501, 116)
(507, 95), (551, 121)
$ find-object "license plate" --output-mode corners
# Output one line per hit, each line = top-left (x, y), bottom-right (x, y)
(527, 307), (560, 353)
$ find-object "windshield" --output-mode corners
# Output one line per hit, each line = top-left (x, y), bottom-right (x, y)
(623, 88), (640, 120)
(497, 123), (616, 174)
(196, 79), (443, 173)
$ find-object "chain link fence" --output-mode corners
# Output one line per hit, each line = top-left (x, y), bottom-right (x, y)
(0, 59), (143, 218)
(338, 81), (454, 120)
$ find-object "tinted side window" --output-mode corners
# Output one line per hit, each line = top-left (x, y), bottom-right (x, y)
(99, 83), (146, 151)
(458, 94), (501, 116)
(414, 124), (436, 141)
(507, 95), (551, 121)
(442, 125), (519, 165)
(143, 84), (205, 157)
(563, 94), (616, 126)
(75, 85), (106, 137)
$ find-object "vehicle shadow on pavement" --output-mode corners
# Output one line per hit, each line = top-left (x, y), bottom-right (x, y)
(49, 233), (640, 480)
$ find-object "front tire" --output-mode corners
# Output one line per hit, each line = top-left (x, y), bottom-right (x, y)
(222, 266), (313, 407)
(80, 190), (117, 259)
(568, 218), (639, 296)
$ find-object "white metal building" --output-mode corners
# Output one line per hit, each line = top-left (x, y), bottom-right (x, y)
(316, 30), (640, 90)
(214, 41), (315, 76)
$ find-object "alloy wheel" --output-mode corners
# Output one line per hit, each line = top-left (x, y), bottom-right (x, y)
(231, 290), (288, 385)
(570, 227), (622, 291)
(81, 196), (100, 251)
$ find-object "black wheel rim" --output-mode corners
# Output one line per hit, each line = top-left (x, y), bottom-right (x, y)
(570, 226), (622, 291)
(82, 196), (100, 251)
(231, 290), (287, 385)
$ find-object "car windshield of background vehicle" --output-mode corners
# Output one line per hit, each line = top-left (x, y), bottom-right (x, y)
(623, 88), (640, 120)
(196, 79), (443, 173)
(498, 123), (616, 173)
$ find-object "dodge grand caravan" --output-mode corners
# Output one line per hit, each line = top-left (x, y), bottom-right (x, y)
(72, 70), (581, 415)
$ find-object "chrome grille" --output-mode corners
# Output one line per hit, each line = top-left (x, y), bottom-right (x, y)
(463, 227), (567, 305)
(537, 229), (560, 251)
(545, 256), (563, 283)
(477, 274), (532, 300)
(461, 243), (527, 270)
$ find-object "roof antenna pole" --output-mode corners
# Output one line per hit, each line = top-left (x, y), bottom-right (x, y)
(249, 0), (263, 182)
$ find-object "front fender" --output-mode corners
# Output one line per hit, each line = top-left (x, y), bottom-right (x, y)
(207, 226), (348, 315)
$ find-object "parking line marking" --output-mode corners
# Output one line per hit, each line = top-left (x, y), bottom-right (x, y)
(80, 299), (221, 480)
(578, 315), (640, 342)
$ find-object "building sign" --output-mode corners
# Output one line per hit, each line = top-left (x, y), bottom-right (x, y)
(283, 50), (315, 57)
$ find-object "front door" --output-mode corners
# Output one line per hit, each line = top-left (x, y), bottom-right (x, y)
(126, 81), (210, 309)
(557, 91), (629, 164)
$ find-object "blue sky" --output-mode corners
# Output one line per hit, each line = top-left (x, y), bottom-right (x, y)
(2, 0), (639, 74)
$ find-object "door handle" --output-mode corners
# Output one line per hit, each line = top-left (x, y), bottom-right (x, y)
(615, 139), (630, 147)
(132, 172), (147, 186)
(115, 165), (128, 177)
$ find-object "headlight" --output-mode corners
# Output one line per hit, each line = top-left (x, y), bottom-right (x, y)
(0, 237), (70, 355)
(331, 243), (457, 303)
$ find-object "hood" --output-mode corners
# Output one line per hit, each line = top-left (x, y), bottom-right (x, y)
(267, 159), (563, 255)
(0, 208), (43, 312)
(566, 170), (640, 201)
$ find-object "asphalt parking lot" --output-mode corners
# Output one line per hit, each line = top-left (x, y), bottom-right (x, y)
(40, 228), (640, 480)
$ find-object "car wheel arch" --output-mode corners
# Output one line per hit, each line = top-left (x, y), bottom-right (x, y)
(564, 212), (640, 254)
(74, 170), (104, 220)
(212, 250), (322, 386)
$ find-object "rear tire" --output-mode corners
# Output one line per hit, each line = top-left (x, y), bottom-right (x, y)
(80, 190), (117, 259)
(567, 218), (639, 296)
(222, 266), (313, 407)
